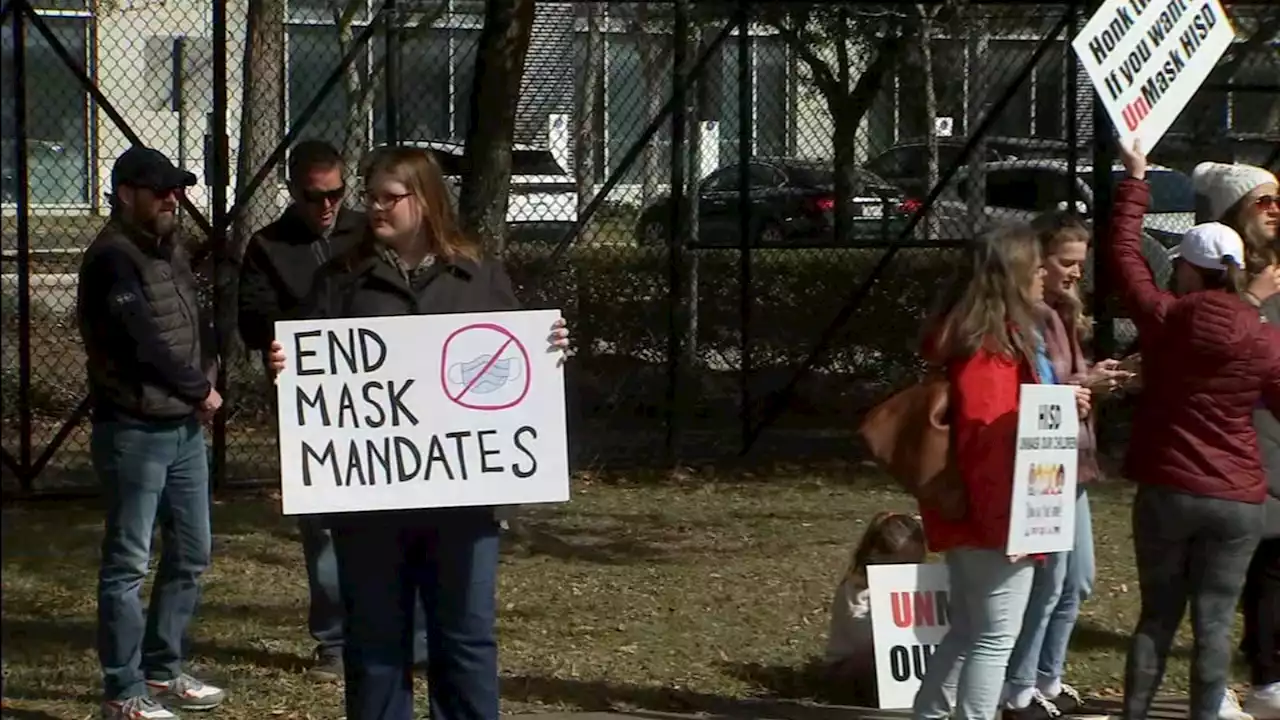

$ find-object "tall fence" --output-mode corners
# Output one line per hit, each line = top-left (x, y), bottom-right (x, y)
(2, 0), (1278, 495)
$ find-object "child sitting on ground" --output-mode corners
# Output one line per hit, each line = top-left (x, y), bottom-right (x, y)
(823, 511), (928, 705)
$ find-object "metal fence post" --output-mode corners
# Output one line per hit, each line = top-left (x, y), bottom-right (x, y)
(384, 0), (400, 145)
(210, 0), (230, 491)
(737, 0), (753, 454)
(12, 0), (33, 490)
(665, 0), (689, 465)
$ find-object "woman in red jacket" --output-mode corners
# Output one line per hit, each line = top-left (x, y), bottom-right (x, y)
(912, 225), (1091, 720)
(1109, 141), (1280, 720)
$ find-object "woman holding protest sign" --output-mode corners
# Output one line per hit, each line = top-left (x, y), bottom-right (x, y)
(1108, 139), (1280, 720)
(910, 225), (1091, 720)
(267, 146), (572, 720)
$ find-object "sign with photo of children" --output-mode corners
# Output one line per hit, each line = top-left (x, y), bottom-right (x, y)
(866, 563), (951, 709)
(1008, 384), (1080, 555)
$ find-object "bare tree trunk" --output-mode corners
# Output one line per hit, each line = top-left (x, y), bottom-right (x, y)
(337, 5), (369, 188)
(459, 0), (537, 253)
(236, 0), (285, 255)
(575, 2), (601, 218)
(636, 4), (664, 206)
(225, 0), (285, 358)
(919, 5), (940, 241)
(965, 21), (989, 236)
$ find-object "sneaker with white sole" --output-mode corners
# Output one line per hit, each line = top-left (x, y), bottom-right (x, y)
(1244, 683), (1280, 720)
(1220, 688), (1255, 720)
(145, 675), (225, 712)
(101, 696), (177, 720)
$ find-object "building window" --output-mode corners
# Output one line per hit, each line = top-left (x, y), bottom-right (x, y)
(285, 1), (480, 155)
(1, 11), (92, 205)
(713, 33), (791, 166)
(600, 29), (791, 186)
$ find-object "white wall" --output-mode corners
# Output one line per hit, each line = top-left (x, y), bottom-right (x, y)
(93, 0), (270, 218)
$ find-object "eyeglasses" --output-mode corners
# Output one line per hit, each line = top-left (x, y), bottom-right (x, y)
(300, 186), (346, 205)
(361, 191), (412, 210)
(1255, 194), (1278, 212)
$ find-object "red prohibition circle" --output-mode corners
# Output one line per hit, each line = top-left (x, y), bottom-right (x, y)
(439, 322), (532, 411)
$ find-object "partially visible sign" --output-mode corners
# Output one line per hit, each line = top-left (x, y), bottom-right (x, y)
(1071, 0), (1234, 151)
(867, 563), (952, 709)
(1007, 384), (1079, 555)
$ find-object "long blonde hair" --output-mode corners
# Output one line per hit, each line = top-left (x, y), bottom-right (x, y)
(927, 224), (1043, 365)
(1031, 210), (1092, 342)
(362, 146), (480, 263)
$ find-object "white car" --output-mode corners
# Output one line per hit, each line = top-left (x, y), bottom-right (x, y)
(401, 140), (578, 245)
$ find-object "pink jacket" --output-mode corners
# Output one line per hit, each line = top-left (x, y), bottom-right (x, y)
(1038, 301), (1100, 484)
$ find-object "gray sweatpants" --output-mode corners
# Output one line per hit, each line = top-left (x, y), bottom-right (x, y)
(1122, 484), (1263, 720)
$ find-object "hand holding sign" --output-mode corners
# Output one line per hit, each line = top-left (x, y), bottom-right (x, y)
(1119, 139), (1147, 180)
(267, 340), (287, 379)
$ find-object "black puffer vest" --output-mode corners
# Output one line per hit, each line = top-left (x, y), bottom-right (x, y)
(79, 219), (203, 420)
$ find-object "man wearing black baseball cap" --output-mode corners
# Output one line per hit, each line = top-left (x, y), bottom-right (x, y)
(77, 145), (226, 720)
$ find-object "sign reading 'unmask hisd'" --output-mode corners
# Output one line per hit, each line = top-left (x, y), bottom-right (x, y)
(1071, 0), (1234, 152)
(274, 309), (570, 516)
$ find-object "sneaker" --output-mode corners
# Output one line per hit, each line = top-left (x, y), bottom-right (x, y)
(145, 675), (225, 712)
(1005, 692), (1064, 720)
(1220, 688), (1255, 720)
(1045, 682), (1110, 718)
(307, 649), (344, 683)
(101, 696), (177, 720)
(1244, 684), (1280, 720)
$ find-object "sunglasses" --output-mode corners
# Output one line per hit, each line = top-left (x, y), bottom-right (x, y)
(1255, 194), (1278, 212)
(300, 186), (346, 205)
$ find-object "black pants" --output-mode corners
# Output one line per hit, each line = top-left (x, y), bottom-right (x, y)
(1243, 537), (1280, 686)
(1123, 485), (1264, 720)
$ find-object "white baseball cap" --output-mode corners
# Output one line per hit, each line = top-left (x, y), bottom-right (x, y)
(1172, 222), (1245, 271)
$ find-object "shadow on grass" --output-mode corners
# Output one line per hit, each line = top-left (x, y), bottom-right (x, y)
(1071, 621), (1190, 659)
(0, 618), (94, 659)
(502, 674), (881, 718)
(187, 639), (309, 674)
(0, 707), (67, 720)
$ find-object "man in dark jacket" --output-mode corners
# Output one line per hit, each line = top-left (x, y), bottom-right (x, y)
(237, 140), (427, 682)
(79, 146), (227, 720)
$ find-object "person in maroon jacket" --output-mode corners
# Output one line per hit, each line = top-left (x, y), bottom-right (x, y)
(1108, 140), (1280, 720)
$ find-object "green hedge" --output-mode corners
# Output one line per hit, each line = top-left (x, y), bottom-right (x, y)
(506, 244), (960, 374)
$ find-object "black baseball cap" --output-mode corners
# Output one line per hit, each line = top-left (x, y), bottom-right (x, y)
(111, 146), (198, 191)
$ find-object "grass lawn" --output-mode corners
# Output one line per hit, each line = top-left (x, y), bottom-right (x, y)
(0, 468), (1213, 719)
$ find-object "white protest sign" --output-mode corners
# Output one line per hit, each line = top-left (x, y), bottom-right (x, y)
(1071, 0), (1234, 152)
(867, 563), (951, 709)
(1007, 384), (1079, 555)
(274, 309), (570, 516)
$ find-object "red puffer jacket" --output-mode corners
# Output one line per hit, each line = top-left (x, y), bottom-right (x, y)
(1109, 177), (1280, 503)
(920, 346), (1041, 553)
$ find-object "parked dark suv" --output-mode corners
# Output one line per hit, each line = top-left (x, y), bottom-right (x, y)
(634, 157), (918, 248)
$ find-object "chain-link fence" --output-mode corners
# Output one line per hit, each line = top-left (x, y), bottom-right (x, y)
(2, 0), (1278, 494)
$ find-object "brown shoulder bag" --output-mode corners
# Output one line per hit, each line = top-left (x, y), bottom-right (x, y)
(857, 372), (967, 521)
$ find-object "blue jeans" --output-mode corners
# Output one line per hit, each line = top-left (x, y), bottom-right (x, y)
(1005, 550), (1069, 693)
(299, 517), (429, 662)
(93, 417), (211, 701)
(1038, 488), (1095, 685)
(914, 548), (1035, 720)
(332, 509), (499, 720)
